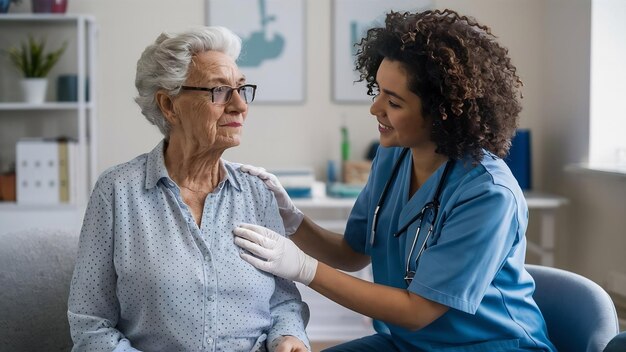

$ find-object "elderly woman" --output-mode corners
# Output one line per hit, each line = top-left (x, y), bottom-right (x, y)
(68, 26), (310, 352)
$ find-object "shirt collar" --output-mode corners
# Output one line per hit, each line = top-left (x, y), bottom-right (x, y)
(144, 139), (242, 192)
(145, 140), (169, 190)
(220, 160), (243, 192)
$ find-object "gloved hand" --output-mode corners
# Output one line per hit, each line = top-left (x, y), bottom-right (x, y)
(233, 223), (318, 285)
(240, 165), (304, 235)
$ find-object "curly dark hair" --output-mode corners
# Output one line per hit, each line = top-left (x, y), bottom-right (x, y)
(355, 9), (523, 162)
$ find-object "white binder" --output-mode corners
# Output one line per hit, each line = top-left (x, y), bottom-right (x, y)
(16, 139), (60, 205)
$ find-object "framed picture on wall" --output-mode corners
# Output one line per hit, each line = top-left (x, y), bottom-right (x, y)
(206, 0), (305, 103)
(332, 0), (432, 103)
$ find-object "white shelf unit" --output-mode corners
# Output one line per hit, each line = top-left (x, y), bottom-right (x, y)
(0, 14), (97, 233)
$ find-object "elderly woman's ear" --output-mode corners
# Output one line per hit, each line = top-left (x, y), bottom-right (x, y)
(155, 90), (178, 125)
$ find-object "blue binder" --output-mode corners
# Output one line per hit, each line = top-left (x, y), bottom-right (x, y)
(504, 129), (532, 190)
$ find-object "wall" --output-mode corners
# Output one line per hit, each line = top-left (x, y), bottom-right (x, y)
(541, 0), (626, 290)
(59, 0), (546, 182)
(68, 0), (376, 180)
(8, 0), (625, 289)
(62, 1), (626, 284)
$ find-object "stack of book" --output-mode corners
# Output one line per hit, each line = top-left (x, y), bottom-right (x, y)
(270, 168), (315, 199)
(16, 138), (79, 205)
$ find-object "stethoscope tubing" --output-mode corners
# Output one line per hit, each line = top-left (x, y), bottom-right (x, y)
(369, 147), (455, 283)
(370, 148), (410, 246)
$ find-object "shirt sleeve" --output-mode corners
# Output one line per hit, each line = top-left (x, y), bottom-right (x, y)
(343, 182), (372, 254)
(67, 182), (140, 351)
(266, 277), (311, 351)
(263, 194), (311, 351)
(408, 182), (522, 314)
(343, 148), (381, 254)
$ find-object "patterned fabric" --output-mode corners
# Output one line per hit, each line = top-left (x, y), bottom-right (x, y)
(68, 140), (309, 352)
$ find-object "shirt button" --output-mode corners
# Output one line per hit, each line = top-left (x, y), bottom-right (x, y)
(208, 295), (215, 301)
(205, 255), (211, 262)
(206, 337), (214, 344)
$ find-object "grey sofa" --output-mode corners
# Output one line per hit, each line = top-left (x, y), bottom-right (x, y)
(0, 228), (78, 351)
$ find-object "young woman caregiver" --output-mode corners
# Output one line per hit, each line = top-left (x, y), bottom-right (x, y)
(234, 9), (556, 352)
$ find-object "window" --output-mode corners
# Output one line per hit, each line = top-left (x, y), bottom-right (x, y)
(589, 0), (626, 171)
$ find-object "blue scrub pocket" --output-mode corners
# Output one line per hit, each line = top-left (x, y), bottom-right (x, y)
(429, 338), (520, 351)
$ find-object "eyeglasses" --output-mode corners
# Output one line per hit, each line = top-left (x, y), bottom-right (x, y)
(180, 84), (257, 105)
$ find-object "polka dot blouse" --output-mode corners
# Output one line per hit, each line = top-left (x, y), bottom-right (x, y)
(68, 140), (310, 352)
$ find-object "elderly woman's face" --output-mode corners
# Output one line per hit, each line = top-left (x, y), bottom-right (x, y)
(171, 50), (248, 152)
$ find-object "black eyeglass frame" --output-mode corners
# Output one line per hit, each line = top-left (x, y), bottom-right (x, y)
(179, 84), (257, 104)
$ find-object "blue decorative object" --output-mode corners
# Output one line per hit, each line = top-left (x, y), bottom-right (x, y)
(57, 74), (89, 102)
(0, 0), (11, 13)
(504, 129), (532, 190)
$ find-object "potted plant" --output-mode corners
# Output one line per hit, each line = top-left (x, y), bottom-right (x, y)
(6, 35), (66, 103)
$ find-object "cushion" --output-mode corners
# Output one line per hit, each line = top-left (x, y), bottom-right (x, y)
(0, 228), (79, 351)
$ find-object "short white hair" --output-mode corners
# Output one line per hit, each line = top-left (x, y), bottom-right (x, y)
(134, 26), (242, 137)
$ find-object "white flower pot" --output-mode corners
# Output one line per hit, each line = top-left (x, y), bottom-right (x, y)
(20, 78), (48, 104)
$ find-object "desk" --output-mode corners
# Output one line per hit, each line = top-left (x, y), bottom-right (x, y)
(294, 186), (568, 267)
(524, 192), (568, 266)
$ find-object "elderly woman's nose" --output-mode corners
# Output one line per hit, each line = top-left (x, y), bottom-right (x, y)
(228, 89), (248, 111)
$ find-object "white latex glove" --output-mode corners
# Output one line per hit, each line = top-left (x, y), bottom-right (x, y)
(233, 223), (318, 285)
(240, 165), (304, 236)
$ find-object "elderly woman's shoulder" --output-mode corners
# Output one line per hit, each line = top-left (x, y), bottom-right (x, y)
(94, 153), (150, 188)
(222, 160), (267, 191)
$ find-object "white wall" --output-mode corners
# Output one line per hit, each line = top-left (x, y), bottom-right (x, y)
(62, 0), (547, 184)
(70, 0), (377, 180)
(541, 0), (626, 289)
(9, 0), (625, 288)
(62, 0), (545, 183)
(74, 0), (626, 284)
(434, 0), (547, 188)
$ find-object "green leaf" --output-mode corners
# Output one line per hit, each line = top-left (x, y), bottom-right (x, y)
(3, 35), (66, 78)
(21, 41), (31, 76)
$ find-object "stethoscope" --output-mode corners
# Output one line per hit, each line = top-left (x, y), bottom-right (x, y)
(370, 148), (455, 285)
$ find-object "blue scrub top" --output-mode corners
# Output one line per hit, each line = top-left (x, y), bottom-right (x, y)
(344, 147), (556, 352)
